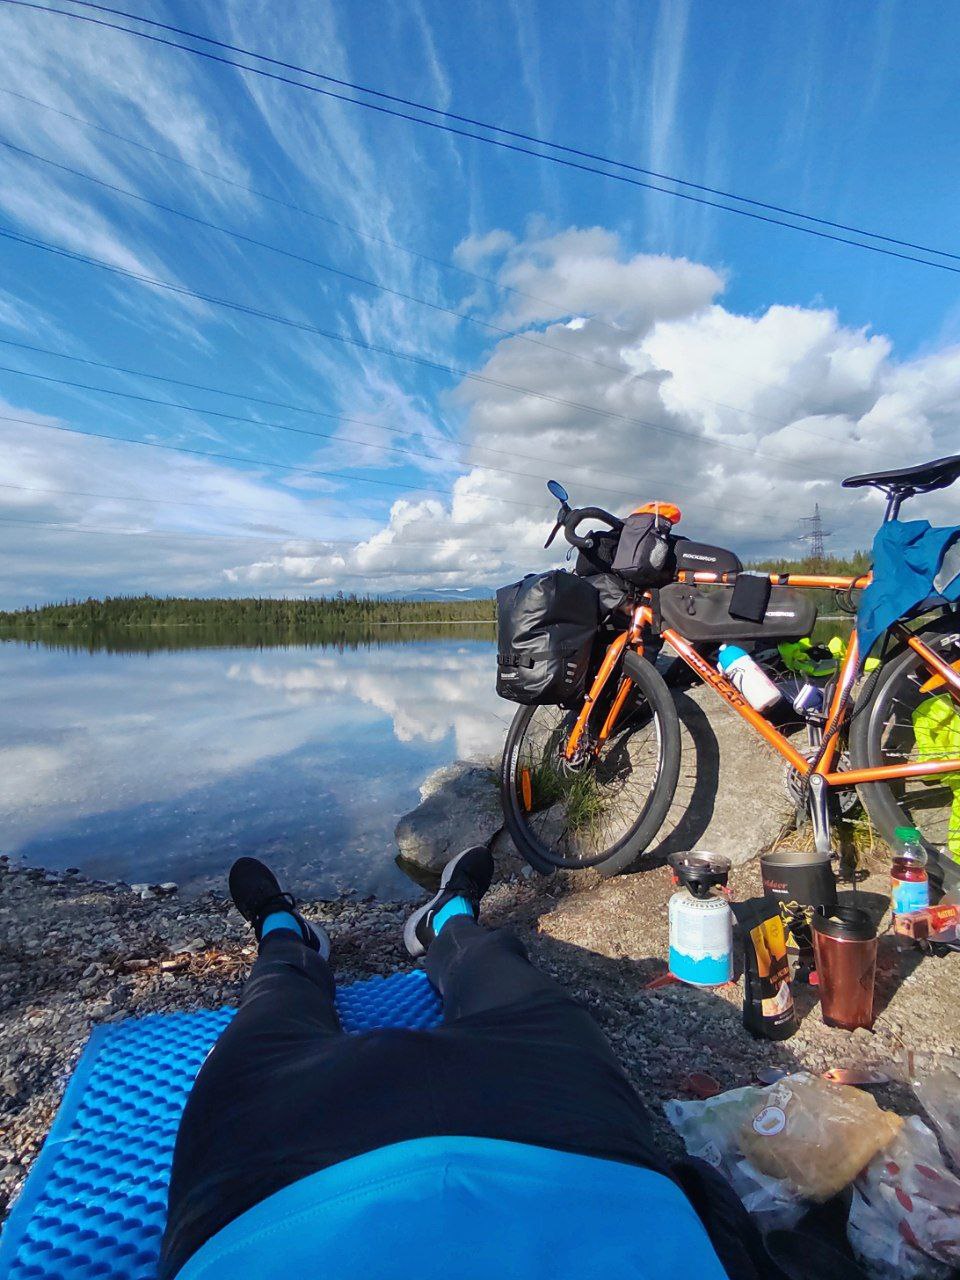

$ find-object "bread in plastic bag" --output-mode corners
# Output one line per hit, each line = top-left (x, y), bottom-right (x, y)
(739, 1072), (902, 1200)
(848, 1116), (960, 1280)
(665, 1072), (903, 1229)
(664, 1082), (805, 1230)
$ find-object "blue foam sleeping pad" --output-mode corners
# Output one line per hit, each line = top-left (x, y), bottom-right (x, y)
(0, 970), (442, 1280)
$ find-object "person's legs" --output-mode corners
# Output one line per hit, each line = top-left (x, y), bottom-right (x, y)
(422, 916), (668, 1171)
(159, 928), (343, 1279)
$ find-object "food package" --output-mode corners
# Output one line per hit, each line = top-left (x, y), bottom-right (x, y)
(848, 1116), (960, 1279)
(664, 1083), (805, 1230)
(665, 1072), (903, 1229)
(739, 1072), (902, 1201)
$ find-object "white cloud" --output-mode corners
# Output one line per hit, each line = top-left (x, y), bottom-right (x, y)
(4, 220), (959, 605)
(226, 226), (960, 592)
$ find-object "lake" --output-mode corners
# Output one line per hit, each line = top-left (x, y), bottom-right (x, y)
(0, 626), (509, 900)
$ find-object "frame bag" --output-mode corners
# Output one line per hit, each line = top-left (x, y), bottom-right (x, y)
(657, 583), (817, 643)
(496, 571), (599, 705)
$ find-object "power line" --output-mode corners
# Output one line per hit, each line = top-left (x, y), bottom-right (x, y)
(0, 225), (830, 478)
(3, 136), (900, 458)
(0, 133), (787, 431)
(0, 412), (545, 512)
(0, 134), (660, 386)
(0, 513), (531, 574)
(0, 87), (627, 338)
(5, 0), (959, 275)
(0, 83), (865, 409)
(0, 347), (793, 516)
(62, 0), (960, 266)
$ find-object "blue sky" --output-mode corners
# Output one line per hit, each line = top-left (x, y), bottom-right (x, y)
(1, 0), (958, 606)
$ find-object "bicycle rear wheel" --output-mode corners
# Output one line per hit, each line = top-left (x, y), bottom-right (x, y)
(499, 651), (681, 875)
(849, 616), (960, 894)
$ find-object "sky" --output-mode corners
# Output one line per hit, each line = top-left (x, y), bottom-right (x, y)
(1, 0), (959, 607)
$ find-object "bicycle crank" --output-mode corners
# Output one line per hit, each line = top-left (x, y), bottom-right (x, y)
(783, 748), (859, 817)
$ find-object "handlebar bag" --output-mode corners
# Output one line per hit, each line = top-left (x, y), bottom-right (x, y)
(575, 529), (619, 577)
(611, 513), (676, 586)
(496, 570), (599, 705)
(657, 583), (817, 643)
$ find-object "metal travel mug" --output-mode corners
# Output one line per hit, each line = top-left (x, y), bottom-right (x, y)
(811, 906), (878, 1031)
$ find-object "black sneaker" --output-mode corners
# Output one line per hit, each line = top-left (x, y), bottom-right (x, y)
(403, 845), (494, 958)
(228, 857), (331, 961)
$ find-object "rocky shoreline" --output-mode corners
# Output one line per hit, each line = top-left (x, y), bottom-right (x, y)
(2, 849), (959, 1229)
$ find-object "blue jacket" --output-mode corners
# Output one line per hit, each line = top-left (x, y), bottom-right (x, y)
(176, 1136), (730, 1279)
(857, 520), (960, 658)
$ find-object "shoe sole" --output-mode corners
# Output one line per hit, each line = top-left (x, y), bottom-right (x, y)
(403, 849), (475, 959)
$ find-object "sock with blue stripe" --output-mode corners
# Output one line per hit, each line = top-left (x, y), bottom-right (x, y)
(433, 897), (474, 934)
(261, 910), (301, 940)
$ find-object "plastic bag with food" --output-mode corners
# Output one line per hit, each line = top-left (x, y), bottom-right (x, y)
(665, 1072), (903, 1230)
(664, 1082), (804, 1229)
(848, 1116), (960, 1280)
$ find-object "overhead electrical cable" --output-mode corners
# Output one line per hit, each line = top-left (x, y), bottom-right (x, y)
(0, 83), (859, 407)
(0, 479), (521, 544)
(0, 341), (817, 513)
(56, 0), (960, 265)
(0, 225), (831, 478)
(4, 0), (958, 273)
(2, 136), (899, 455)
(0, 412), (551, 511)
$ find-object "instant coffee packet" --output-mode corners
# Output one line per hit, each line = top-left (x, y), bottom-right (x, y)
(732, 897), (797, 1041)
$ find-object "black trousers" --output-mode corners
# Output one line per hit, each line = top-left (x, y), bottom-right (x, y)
(158, 920), (793, 1280)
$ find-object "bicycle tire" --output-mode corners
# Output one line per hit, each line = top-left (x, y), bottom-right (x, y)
(849, 613), (960, 894)
(499, 650), (681, 876)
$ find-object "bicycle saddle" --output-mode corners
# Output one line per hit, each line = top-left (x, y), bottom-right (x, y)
(842, 453), (960, 494)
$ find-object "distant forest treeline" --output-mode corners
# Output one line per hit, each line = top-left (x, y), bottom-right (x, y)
(0, 555), (869, 631)
(0, 594), (498, 630)
(748, 551), (871, 577)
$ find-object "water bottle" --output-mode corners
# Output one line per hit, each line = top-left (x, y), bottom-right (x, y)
(890, 825), (929, 916)
(717, 645), (782, 712)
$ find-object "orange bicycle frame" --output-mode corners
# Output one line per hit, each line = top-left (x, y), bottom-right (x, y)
(564, 572), (960, 788)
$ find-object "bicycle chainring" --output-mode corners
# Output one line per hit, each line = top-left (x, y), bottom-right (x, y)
(784, 748), (858, 816)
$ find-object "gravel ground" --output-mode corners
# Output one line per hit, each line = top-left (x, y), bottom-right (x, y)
(2, 849), (958, 1226)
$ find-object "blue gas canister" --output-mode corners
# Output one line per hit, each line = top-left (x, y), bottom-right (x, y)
(667, 852), (734, 987)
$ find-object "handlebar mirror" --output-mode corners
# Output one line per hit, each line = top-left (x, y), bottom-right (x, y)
(546, 479), (568, 504)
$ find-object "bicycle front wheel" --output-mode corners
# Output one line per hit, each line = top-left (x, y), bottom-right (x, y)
(499, 651), (681, 875)
(849, 615), (960, 893)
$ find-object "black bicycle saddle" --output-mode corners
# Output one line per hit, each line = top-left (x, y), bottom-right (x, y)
(842, 454), (960, 494)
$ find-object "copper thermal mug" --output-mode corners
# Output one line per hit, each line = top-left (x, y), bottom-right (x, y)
(811, 906), (878, 1031)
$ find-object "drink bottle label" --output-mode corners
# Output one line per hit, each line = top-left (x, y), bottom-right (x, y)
(891, 876), (929, 915)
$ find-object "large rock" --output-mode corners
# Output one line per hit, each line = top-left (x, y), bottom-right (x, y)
(395, 762), (504, 876)
(648, 684), (798, 865)
(396, 686), (800, 877)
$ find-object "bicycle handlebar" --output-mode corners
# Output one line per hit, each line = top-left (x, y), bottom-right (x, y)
(562, 506), (623, 551)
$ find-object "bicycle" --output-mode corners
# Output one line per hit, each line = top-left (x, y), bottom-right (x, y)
(499, 456), (960, 892)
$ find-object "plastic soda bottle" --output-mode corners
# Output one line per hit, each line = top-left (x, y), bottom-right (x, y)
(890, 826), (930, 916)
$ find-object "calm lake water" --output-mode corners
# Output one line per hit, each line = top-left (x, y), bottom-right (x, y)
(0, 626), (508, 900)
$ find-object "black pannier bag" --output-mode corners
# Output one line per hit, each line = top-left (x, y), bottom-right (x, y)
(496, 571), (599, 705)
(611, 513), (676, 586)
(657, 583), (817, 643)
(673, 539), (743, 578)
